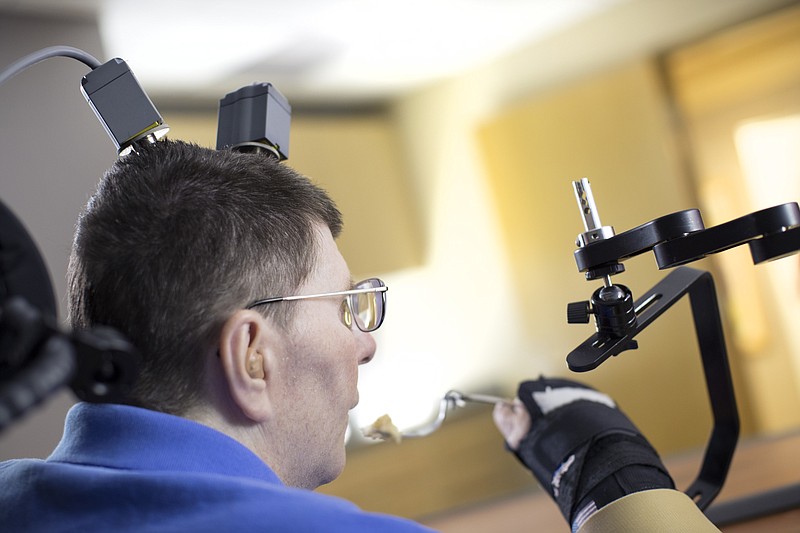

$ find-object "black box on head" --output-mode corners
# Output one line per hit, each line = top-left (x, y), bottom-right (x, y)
(81, 58), (165, 153)
(216, 82), (291, 161)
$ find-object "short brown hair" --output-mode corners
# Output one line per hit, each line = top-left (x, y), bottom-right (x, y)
(68, 140), (342, 414)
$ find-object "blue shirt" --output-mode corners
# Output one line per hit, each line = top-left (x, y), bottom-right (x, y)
(0, 403), (434, 532)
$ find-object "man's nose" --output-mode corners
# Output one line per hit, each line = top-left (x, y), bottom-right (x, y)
(357, 330), (376, 365)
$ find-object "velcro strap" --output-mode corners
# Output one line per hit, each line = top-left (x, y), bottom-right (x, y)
(560, 432), (672, 522)
(577, 432), (672, 500)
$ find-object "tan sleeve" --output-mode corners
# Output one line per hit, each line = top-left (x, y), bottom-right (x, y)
(578, 489), (721, 533)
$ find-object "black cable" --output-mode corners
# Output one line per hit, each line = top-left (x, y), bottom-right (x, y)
(0, 45), (101, 87)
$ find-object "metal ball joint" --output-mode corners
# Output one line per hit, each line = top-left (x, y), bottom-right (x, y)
(567, 284), (637, 339)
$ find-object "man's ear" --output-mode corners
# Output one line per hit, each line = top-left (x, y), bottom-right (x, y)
(218, 309), (278, 423)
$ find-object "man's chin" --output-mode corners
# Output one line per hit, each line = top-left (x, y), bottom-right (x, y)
(316, 452), (347, 488)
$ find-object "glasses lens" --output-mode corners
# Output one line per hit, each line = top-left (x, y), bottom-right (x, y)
(350, 279), (385, 332)
(340, 299), (353, 329)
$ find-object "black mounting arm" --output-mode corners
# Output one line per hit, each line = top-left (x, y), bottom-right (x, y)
(568, 267), (738, 510)
(565, 178), (800, 512)
(573, 195), (799, 281)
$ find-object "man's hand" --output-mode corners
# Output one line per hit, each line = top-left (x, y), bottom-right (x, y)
(493, 376), (674, 531)
(492, 399), (531, 450)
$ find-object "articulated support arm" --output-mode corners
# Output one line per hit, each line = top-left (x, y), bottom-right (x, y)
(565, 178), (799, 511)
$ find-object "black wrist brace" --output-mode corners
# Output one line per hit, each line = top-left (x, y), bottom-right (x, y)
(513, 378), (674, 527)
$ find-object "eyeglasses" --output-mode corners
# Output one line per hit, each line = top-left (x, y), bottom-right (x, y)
(246, 278), (388, 332)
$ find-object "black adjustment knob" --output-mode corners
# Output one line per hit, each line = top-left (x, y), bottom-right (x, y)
(585, 262), (625, 281)
(567, 301), (592, 324)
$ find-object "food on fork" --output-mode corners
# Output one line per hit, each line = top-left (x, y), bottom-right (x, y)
(361, 414), (402, 444)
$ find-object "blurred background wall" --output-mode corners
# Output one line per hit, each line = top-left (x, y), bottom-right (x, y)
(1, 0), (799, 528)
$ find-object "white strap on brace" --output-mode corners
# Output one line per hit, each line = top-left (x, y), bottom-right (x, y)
(533, 386), (616, 415)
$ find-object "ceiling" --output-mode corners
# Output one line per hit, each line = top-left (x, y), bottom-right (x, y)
(0, 0), (625, 105)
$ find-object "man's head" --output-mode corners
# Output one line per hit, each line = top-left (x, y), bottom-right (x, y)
(68, 140), (345, 414)
(68, 140), (378, 487)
